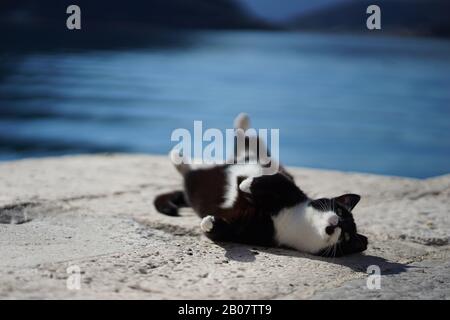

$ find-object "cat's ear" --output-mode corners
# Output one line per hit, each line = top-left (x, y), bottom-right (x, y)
(333, 194), (360, 211)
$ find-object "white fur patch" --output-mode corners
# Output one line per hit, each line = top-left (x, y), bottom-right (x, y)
(200, 215), (215, 232)
(239, 177), (253, 193)
(220, 164), (263, 208)
(272, 204), (341, 254)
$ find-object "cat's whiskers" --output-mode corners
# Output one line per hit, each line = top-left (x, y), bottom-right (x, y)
(321, 245), (332, 258)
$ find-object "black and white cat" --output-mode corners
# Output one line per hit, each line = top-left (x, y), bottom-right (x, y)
(154, 114), (368, 257)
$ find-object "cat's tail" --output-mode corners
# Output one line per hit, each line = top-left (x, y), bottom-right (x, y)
(169, 148), (190, 176)
(234, 112), (250, 131)
(233, 113), (264, 161)
(233, 113), (250, 161)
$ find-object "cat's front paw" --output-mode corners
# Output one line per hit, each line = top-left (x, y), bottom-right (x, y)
(239, 177), (253, 193)
(200, 215), (215, 232)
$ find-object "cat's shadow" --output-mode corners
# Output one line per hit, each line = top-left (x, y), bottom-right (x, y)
(218, 242), (409, 275)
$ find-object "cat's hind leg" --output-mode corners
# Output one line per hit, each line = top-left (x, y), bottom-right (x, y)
(154, 190), (189, 216)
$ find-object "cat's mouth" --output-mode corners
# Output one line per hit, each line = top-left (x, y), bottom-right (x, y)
(326, 226), (342, 245)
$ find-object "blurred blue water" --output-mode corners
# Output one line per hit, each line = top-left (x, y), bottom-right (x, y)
(1, 31), (449, 178)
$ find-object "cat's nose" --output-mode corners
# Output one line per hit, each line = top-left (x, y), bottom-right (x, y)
(328, 214), (339, 226)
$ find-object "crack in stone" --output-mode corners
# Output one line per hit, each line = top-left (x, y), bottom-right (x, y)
(0, 202), (39, 224)
(409, 190), (443, 200)
(0, 182), (162, 225)
(399, 234), (449, 246)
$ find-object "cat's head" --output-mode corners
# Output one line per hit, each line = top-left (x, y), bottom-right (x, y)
(309, 194), (368, 257)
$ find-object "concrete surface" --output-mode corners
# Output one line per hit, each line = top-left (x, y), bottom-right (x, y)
(0, 154), (448, 299)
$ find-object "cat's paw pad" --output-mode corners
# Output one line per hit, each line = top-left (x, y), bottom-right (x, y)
(200, 215), (215, 232)
(239, 177), (253, 193)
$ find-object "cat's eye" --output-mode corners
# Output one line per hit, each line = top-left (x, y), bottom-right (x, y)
(344, 233), (350, 241)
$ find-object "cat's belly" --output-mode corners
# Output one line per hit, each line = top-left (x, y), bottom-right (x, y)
(220, 163), (264, 209)
(184, 163), (264, 219)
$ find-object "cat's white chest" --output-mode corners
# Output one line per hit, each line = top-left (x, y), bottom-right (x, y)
(272, 205), (340, 254)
